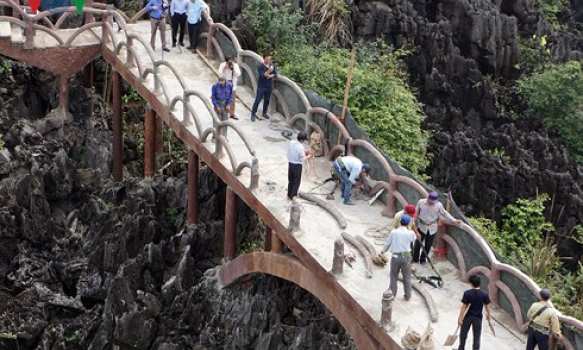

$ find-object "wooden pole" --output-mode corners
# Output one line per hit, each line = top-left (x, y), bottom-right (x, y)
(336, 48), (356, 145)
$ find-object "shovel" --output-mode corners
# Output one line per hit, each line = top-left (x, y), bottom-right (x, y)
(443, 325), (460, 346)
(488, 318), (496, 337)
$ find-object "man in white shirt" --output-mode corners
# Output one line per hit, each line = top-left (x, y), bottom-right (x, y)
(332, 155), (370, 205)
(287, 132), (308, 200)
(414, 191), (462, 264)
(218, 56), (242, 120)
(381, 214), (417, 300)
(170, 0), (188, 47)
(186, 0), (211, 50)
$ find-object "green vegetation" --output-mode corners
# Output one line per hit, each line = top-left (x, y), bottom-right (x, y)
(240, 0), (431, 175)
(121, 87), (140, 104)
(0, 58), (11, 75)
(517, 61), (583, 163)
(304, 0), (351, 44)
(486, 147), (511, 164)
(533, 0), (568, 28)
(470, 194), (583, 320)
(166, 206), (181, 221)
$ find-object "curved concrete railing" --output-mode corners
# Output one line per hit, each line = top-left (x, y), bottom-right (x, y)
(201, 16), (583, 346)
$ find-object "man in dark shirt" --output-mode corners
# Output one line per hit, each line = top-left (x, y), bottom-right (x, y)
(250, 51), (277, 122)
(456, 274), (491, 350)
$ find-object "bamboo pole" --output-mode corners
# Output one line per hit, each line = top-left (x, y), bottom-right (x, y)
(337, 48), (356, 146)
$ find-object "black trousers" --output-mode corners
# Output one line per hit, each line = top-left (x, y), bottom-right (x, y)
(171, 13), (186, 44)
(413, 229), (436, 263)
(458, 315), (483, 350)
(187, 21), (202, 49)
(287, 163), (302, 199)
(526, 327), (549, 350)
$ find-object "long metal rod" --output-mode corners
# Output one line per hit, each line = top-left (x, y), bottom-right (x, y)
(224, 187), (238, 260)
(112, 70), (123, 181)
(187, 150), (200, 225)
(144, 106), (156, 178)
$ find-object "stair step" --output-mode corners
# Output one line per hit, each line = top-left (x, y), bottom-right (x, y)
(0, 22), (10, 38)
(11, 24), (24, 43)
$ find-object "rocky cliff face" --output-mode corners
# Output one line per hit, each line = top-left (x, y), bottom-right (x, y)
(0, 62), (356, 349)
(349, 0), (583, 260)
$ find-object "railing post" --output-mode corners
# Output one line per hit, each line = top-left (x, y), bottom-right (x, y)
(330, 237), (344, 276)
(58, 74), (69, 113)
(380, 289), (395, 330)
(249, 156), (259, 191)
(24, 16), (34, 49)
(288, 198), (301, 234)
(84, 0), (94, 23)
(144, 106), (156, 178)
(126, 37), (135, 68)
(187, 150), (199, 225)
(224, 187), (238, 260)
(112, 70), (123, 182)
(206, 23), (214, 58)
(102, 15), (110, 44)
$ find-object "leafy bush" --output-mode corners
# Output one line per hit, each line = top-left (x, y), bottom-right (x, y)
(517, 61), (583, 163)
(533, 0), (568, 28)
(280, 43), (431, 175)
(469, 194), (583, 320)
(238, 0), (314, 54)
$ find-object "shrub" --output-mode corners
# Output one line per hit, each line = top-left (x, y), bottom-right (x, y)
(517, 61), (583, 163)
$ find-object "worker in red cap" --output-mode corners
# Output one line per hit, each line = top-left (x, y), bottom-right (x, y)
(390, 204), (420, 235)
(414, 191), (462, 265)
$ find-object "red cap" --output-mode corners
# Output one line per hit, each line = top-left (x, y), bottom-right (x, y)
(405, 204), (417, 217)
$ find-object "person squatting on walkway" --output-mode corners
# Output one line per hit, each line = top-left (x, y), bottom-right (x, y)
(170, 0), (188, 47)
(455, 274), (491, 350)
(380, 214), (417, 301)
(526, 289), (563, 350)
(211, 74), (233, 138)
(218, 56), (242, 120)
(287, 132), (309, 200)
(413, 191), (462, 264)
(251, 51), (277, 122)
(332, 155), (370, 205)
(186, 0), (211, 51)
(146, 0), (170, 52)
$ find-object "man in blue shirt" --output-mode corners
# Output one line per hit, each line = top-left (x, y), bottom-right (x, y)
(146, 0), (170, 52)
(170, 0), (188, 47)
(250, 51), (277, 122)
(186, 0), (211, 50)
(332, 155), (370, 205)
(211, 74), (233, 138)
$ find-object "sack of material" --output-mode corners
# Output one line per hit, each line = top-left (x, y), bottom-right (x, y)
(417, 326), (435, 350)
(401, 327), (421, 350)
(309, 132), (323, 157)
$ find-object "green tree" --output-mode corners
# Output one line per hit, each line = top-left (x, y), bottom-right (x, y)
(517, 61), (583, 162)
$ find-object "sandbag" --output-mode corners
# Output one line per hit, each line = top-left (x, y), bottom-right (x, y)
(309, 132), (323, 157)
(401, 327), (421, 350)
(417, 326), (435, 350)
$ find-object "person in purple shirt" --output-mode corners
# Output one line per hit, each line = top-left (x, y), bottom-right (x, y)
(250, 51), (277, 122)
(211, 74), (233, 138)
(145, 0), (170, 52)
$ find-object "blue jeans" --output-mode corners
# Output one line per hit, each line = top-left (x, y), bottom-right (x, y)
(251, 86), (272, 115)
(333, 163), (352, 201)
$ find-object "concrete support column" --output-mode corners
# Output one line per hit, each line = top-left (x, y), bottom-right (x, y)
(112, 70), (123, 182)
(58, 74), (69, 113)
(187, 150), (200, 225)
(155, 115), (164, 154)
(144, 106), (156, 178)
(224, 187), (238, 260)
(83, 62), (93, 89)
(271, 230), (283, 253)
(263, 228), (272, 252)
(380, 289), (395, 330)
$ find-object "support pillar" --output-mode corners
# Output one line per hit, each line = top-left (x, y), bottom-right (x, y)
(83, 62), (93, 89)
(288, 198), (301, 234)
(271, 230), (283, 253)
(112, 70), (123, 182)
(58, 74), (69, 113)
(224, 187), (238, 260)
(187, 150), (199, 225)
(263, 227), (272, 251)
(144, 106), (156, 178)
(84, 0), (94, 23)
(155, 114), (164, 154)
(380, 289), (395, 330)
